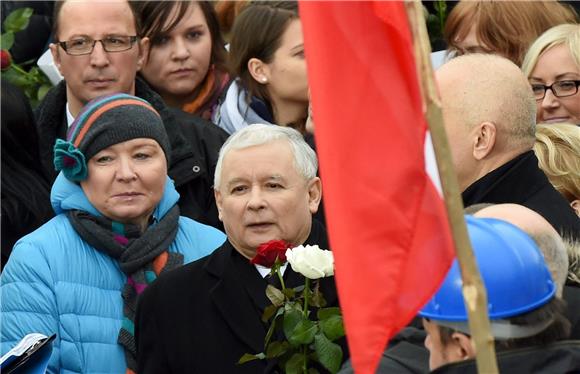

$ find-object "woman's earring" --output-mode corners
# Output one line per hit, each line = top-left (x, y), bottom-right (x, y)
(261, 77), (268, 83)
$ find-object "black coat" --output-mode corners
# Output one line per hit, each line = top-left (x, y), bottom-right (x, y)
(34, 78), (229, 228)
(462, 151), (580, 241)
(339, 326), (429, 374)
(135, 222), (346, 373)
(564, 284), (580, 340)
(431, 340), (580, 374)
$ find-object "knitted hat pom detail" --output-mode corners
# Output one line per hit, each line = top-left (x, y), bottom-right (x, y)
(54, 139), (88, 181)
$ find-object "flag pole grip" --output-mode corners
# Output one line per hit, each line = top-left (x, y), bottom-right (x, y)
(405, 2), (499, 373)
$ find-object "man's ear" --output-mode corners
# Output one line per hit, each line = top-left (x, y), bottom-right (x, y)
(570, 199), (580, 216)
(473, 121), (496, 160)
(307, 177), (322, 214)
(49, 43), (63, 75)
(136, 37), (150, 71)
(214, 189), (224, 222)
(248, 57), (270, 84)
(451, 332), (476, 360)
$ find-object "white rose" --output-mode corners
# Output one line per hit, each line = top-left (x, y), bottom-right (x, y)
(285, 245), (334, 279)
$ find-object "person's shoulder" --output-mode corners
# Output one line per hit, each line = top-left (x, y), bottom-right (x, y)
(176, 217), (226, 250)
(170, 108), (230, 145)
(33, 81), (67, 123)
(15, 214), (72, 247)
(145, 246), (221, 298)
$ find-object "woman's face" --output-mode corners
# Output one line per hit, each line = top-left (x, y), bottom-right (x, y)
(140, 2), (212, 107)
(81, 138), (167, 230)
(264, 19), (309, 108)
(530, 44), (580, 124)
(453, 23), (494, 56)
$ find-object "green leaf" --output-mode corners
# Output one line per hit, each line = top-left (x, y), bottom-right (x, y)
(320, 315), (345, 341)
(238, 352), (266, 364)
(3, 8), (33, 33)
(266, 284), (285, 306)
(0, 32), (15, 50)
(294, 285), (305, 293)
(309, 286), (327, 308)
(3, 67), (28, 86)
(265, 340), (289, 358)
(288, 318), (317, 347)
(283, 308), (303, 344)
(308, 369), (321, 374)
(317, 307), (341, 320)
(282, 287), (296, 299)
(264, 307), (285, 347)
(285, 352), (306, 374)
(313, 333), (343, 374)
(308, 280), (326, 308)
(37, 84), (52, 102)
(262, 304), (279, 323)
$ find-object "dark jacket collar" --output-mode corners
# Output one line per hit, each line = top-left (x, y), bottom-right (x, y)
(462, 150), (544, 206)
(432, 340), (580, 373)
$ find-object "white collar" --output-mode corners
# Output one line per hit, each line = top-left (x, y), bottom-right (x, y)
(66, 102), (75, 128)
(254, 263), (288, 278)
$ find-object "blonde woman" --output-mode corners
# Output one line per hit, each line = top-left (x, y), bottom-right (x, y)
(522, 24), (580, 125)
(534, 123), (580, 216)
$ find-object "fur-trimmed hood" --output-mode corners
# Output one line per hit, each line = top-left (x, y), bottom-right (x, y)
(565, 237), (580, 286)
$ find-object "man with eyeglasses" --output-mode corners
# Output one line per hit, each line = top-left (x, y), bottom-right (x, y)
(35, 0), (229, 229)
(435, 53), (580, 241)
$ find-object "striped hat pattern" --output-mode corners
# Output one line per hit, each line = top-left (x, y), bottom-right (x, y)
(53, 93), (169, 182)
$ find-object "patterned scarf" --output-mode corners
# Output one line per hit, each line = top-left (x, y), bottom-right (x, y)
(182, 65), (230, 120)
(67, 205), (183, 373)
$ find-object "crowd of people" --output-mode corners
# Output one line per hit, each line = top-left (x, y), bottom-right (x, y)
(1, 1), (579, 373)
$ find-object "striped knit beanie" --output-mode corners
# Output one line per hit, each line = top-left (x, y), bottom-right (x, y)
(54, 93), (170, 182)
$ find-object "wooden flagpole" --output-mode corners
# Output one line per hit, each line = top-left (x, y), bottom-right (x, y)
(404, 1), (499, 373)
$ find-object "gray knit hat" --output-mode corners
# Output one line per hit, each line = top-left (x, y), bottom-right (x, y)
(54, 93), (170, 181)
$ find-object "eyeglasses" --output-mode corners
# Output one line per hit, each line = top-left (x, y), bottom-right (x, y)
(531, 80), (580, 101)
(57, 36), (138, 56)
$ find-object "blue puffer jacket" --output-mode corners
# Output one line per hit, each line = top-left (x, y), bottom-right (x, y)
(0, 173), (226, 373)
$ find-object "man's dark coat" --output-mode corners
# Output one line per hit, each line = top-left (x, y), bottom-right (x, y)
(135, 222), (346, 373)
(431, 340), (580, 374)
(462, 151), (580, 240)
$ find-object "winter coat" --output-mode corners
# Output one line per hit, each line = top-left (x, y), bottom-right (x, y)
(431, 340), (580, 374)
(0, 173), (226, 374)
(34, 78), (229, 229)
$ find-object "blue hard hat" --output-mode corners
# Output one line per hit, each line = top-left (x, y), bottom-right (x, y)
(419, 215), (556, 321)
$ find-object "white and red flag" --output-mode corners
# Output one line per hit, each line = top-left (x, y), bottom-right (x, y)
(300, 2), (455, 373)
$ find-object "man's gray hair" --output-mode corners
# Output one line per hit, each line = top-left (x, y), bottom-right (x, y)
(214, 124), (318, 190)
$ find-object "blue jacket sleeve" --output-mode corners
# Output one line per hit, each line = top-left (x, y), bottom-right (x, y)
(1, 240), (61, 373)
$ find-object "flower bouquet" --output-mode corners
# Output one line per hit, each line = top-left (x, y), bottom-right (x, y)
(240, 240), (345, 374)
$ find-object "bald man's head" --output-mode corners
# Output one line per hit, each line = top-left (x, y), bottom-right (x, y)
(437, 54), (537, 150)
(435, 54), (538, 190)
(474, 203), (568, 296)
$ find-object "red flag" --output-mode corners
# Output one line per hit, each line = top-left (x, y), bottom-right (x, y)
(300, 2), (455, 373)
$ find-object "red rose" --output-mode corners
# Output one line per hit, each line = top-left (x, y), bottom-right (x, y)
(1, 50), (11, 71)
(250, 240), (292, 268)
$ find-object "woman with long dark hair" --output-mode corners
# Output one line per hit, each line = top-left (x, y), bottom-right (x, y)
(213, 1), (309, 135)
(135, 1), (229, 120)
